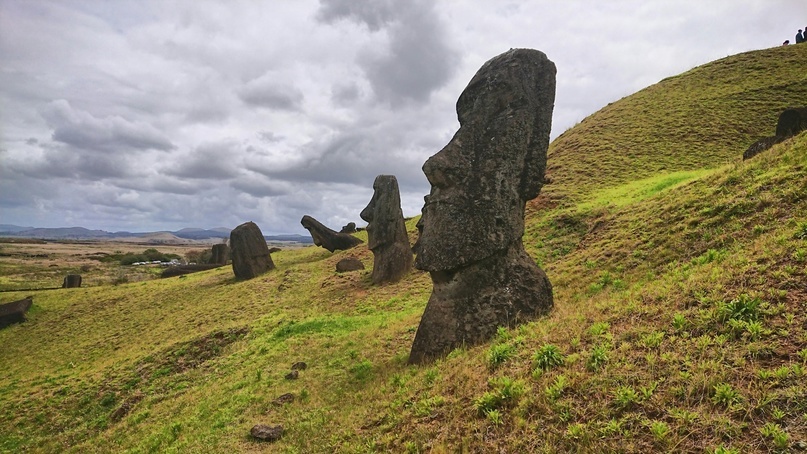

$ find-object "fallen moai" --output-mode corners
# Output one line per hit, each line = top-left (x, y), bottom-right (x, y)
(300, 215), (363, 252)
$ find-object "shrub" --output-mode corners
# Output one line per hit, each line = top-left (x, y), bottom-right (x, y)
(587, 344), (609, 371)
(487, 343), (516, 369)
(711, 383), (741, 407)
(533, 344), (565, 372)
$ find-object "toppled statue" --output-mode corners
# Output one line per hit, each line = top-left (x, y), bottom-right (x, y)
(230, 221), (275, 280)
(408, 48), (555, 364)
(360, 175), (413, 284)
(744, 107), (807, 160)
(300, 215), (363, 252)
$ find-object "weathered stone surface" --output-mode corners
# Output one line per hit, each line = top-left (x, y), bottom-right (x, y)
(210, 243), (229, 265)
(62, 274), (82, 288)
(774, 107), (807, 138)
(743, 136), (779, 160)
(300, 215), (363, 252)
(0, 297), (33, 329)
(284, 370), (299, 380)
(339, 222), (357, 233)
(250, 424), (283, 442)
(336, 257), (365, 273)
(360, 175), (413, 284)
(230, 222), (275, 280)
(273, 393), (295, 406)
(409, 48), (555, 364)
(744, 107), (807, 160)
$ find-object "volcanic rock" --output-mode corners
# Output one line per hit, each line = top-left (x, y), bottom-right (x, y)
(336, 257), (365, 273)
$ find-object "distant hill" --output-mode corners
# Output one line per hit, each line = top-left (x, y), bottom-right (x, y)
(0, 225), (314, 243)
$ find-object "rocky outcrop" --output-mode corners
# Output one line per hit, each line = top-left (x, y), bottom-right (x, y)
(230, 222), (275, 280)
(360, 175), (413, 284)
(62, 274), (82, 288)
(744, 107), (807, 159)
(0, 297), (33, 329)
(409, 48), (555, 364)
(250, 424), (283, 442)
(300, 215), (363, 252)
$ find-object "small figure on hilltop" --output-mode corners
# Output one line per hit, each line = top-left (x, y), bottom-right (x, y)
(796, 29), (804, 44)
(408, 48), (555, 364)
(360, 175), (413, 284)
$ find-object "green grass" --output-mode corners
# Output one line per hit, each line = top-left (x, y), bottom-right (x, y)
(2, 44), (807, 453)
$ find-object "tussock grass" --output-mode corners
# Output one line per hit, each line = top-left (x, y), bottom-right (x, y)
(2, 45), (807, 452)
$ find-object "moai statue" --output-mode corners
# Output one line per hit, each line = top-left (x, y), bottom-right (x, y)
(210, 243), (229, 265)
(230, 221), (275, 280)
(300, 215), (363, 252)
(62, 274), (82, 288)
(408, 49), (555, 364)
(360, 175), (413, 284)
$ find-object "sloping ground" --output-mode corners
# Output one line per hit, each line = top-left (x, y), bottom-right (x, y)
(1, 46), (806, 453)
(543, 43), (807, 205)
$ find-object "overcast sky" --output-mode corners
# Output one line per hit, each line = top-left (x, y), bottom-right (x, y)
(1, 1), (803, 234)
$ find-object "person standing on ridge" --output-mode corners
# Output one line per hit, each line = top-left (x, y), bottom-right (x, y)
(796, 29), (804, 44)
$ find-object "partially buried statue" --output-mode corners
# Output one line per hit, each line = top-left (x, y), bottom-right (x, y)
(230, 221), (275, 280)
(360, 175), (413, 284)
(300, 215), (363, 252)
(408, 48), (555, 364)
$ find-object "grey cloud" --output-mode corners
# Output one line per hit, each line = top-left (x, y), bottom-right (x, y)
(258, 131), (284, 143)
(318, 0), (460, 105)
(162, 141), (241, 180)
(331, 82), (361, 104)
(238, 75), (304, 110)
(229, 176), (290, 198)
(316, 0), (396, 31)
(42, 100), (175, 153)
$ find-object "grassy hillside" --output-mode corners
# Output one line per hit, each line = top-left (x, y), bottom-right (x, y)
(1, 45), (806, 453)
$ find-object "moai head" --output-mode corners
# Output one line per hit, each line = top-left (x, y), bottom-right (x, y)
(413, 48), (556, 273)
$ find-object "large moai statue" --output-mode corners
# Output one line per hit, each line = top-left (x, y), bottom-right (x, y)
(210, 243), (230, 265)
(300, 215), (363, 252)
(360, 175), (413, 284)
(230, 221), (275, 280)
(408, 49), (555, 364)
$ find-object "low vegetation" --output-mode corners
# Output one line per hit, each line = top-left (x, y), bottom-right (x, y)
(1, 44), (806, 452)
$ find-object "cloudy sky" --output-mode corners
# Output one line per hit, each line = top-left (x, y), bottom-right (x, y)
(1, 1), (803, 234)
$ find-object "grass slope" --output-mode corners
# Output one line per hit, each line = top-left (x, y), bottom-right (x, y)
(1, 45), (806, 453)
